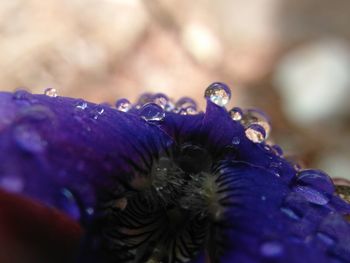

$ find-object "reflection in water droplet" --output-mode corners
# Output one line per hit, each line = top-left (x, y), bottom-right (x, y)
(176, 97), (197, 111)
(204, 82), (231, 107)
(316, 232), (335, 246)
(260, 241), (284, 257)
(294, 185), (329, 205)
(0, 175), (23, 193)
(139, 103), (165, 121)
(280, 207), (301, 220)
(86, 207), (94, 216)
(272, 145), (284, 156)
(245, 124), (266, 143)
(232, 136), (240, 145)
(13, 89), (30, 100)
(44, 87), (58, 97)
(60, 188), (81, 220)
(14, 125), (46, 153)
(242, 109), (271, 137)
(297, 169), (334, 195)
(115, 98), (131, 112)
(75, 100), (88, 110)
(153, 93), (169, 109)
(229, 107), (243, 121)
(137, 93), (153, 107)
(89, 105), (105, 120)
(179, 106), (197, 115)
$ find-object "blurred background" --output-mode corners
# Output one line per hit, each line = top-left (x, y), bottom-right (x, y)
(0, 0), (349, 179)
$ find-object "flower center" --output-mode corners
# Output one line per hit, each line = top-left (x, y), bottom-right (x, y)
(104, 145), (227, 262)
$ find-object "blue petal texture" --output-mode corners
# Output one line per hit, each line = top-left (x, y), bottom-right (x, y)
(0, 85), (349, 263)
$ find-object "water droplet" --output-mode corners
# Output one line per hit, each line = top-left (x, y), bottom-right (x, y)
(44, 87), (58, 97)
(115, 98), (131, 112)
(260, 241), (284, 257)
(12, 89), (32, 101)
(59, 188), (81, 220)
(280, 207), (301, 220)
(176, 97), (197, 110)
(261, 195), (267, 201)
(229, 107), (243, 121)
(137, 93), (153, 107)
(139, 103), (165, 121)
(245, 124), (266, 143)
(204, 82), (231, 107)
(297, 169), (334, 195)
(242, 109), (271, 137)
(89, 105), (105, 120)
(232, 136), (241, 145)
(75, 99), (88, 110)
(14, 125), (46, 153)
(153, 93), (169, 109)
(316, 232), (335, 246)
(179, 106), (197, 115)
(86, 207), (94, 216)
(0, 175), (24, 193)
(115, 197), (128, 210)
(271, 145), (284, 156)
(294, 185), (329, 205)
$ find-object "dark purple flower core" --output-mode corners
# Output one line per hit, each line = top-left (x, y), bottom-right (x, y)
(0, 83), (350, 263)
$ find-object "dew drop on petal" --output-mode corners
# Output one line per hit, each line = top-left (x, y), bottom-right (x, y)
(297, 169), (334, 195)
(294, 185), (329, 205)
(13, 89), (31, 101)
(44, 87), (58, 97)
(243, 109), (271, 137)
(14, 125), (46, 153)
(137, 93), (153, 107)
(86, 207), (94, 216)
(153, 93), (169, 109)
(59, 188), (81, 220)
(280, 207), (301, 220)
(260, 241), (284, 257)
(245, 124), (267, 143)
(271, 145), (284, 156)
(204, 82), (231, 107)
(229, 107), (243, 121)
(179, 106), (197, 115)
(115, 98), (131, 112)
(232, 136), (241, 145)
(139, 103), (165, 121)
(176, 97), (197, 110)
(89, 105), (105, 120)
(75, 99), (88, 110)
(316, 232), (335, 246)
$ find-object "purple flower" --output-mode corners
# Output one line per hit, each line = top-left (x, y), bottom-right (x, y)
(0, 83), (350, 263)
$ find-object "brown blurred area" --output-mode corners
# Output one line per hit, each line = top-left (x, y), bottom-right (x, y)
(0, 0), (349, 179)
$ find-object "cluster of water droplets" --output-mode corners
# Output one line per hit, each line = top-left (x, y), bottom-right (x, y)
(203, 82), (272, 144)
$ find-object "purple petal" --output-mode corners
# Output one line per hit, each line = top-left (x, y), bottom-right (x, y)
(0, 92), (173, 222)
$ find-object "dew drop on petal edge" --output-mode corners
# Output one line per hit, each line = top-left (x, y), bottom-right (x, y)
(115, 98), (131, 112)
(152, 93), (169, 109)
(176, 97), (197, 110)
(139, 103), (165, 121)
(229, 107), (243, 121)
(75, 100), (88, 110)
(89, 105), (105, 120)
(245, 123), (267, 143)
(44, 87), (58, 97)
(204, 82), (231, 107)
